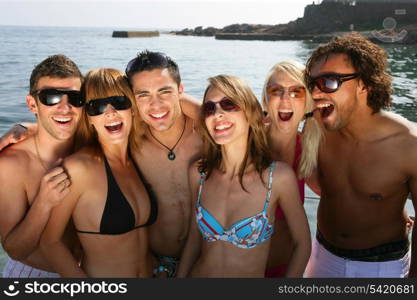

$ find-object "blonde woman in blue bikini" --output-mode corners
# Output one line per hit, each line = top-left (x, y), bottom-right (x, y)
(177, 75), (310, 277)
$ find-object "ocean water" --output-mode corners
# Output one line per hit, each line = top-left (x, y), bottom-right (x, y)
(0, 26), (415, 271)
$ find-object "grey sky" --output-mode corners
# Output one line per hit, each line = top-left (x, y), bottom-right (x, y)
(0, 0), (314, 29)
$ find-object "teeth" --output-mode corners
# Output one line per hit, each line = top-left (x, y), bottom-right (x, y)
(151, 112), (168, 119)
(215, 124), (232, 130)
(53, 117), (71, 122)
(279, 109), (293, 113)
(106, 121), (122, 127)
(317, 103), (332, 108)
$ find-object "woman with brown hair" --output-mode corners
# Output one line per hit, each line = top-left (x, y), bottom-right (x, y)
(177, 74), (310, 277)
(41, 68), (156, 277)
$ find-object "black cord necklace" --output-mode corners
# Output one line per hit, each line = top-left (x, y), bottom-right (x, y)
(148, 117), (186, 161)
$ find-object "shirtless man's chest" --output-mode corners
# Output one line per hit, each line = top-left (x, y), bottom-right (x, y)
(317, 132), (411, 248)
(134, 131), (201, 257)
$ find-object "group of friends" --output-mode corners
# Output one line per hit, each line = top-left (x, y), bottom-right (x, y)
(0, 33), (415, 278)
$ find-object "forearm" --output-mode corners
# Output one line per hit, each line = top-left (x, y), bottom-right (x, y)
(285, 239), (312, 278)
(176, 233), (201, 278)
(2, 200), (52, 260)
(137, 229), (152, 278)
(20, 122), (37, 135)
(408, 224), (417, 277)
(41, 240), (87, 278)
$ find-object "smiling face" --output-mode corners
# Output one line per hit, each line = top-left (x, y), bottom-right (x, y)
(27, 76), (82, 140)
(88, 101), (133, 146)
(130, 68), (183, 132)
(203, 86), (248, 146)
(310, 53), (361, 131)
(266, 71), (306, 134)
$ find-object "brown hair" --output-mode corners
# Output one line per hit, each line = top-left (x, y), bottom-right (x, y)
(76, 68), (143, 154)
(30, 54), (83, 95)
(199, 74), (272, 191)
(305, 33), (392, 113)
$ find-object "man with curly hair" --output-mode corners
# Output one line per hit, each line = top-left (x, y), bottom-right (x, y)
(304, 33), (417, 277)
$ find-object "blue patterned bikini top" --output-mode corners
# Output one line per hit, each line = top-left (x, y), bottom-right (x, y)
(196, 162), (276, 249)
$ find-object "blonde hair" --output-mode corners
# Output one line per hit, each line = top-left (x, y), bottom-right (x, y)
(262, 61), (322, 179)
(76, 68), (143, 154)
(199, 74), (272, 191)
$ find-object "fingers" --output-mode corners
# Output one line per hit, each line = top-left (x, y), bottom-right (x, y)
(58, 179), (71, 193)
(42, 166), (66, 181)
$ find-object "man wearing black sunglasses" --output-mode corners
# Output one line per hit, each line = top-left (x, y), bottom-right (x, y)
(304, 33), (417, 278)
(0, 55), (83, 277)
(125, 50), (202, 277)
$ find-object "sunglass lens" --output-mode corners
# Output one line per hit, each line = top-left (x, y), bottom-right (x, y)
(67, 92), (84, 107)
(323, 77), (339, 92)
(112, 96), (132, 110)
(220, 99), (238, 112)
(203, 101), (216, 117)
(314, 77), (339, 93)
(38, 91), (63, 106)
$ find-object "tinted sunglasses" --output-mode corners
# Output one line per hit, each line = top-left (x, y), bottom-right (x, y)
(267, 86), (306, 99)
(34, 89), (84, 107)
(308, 73), (359, 93)
(202, 98), (240, 118)
(86, 96), (132, 116)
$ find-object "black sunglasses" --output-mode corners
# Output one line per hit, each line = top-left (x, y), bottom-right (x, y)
(86, 96), (132, 116)
(34, 89), (84, 107)
(308, 73), (359, 93)
(202, 98), (240, 118)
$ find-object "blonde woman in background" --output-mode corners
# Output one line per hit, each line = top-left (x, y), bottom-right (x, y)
(263, 61), (321, 277)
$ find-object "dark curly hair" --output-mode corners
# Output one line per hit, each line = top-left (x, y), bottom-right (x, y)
(305, 33), (392, 113)
(30, 54), (83, 95)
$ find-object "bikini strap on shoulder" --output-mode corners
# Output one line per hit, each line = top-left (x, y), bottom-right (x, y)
(197, 172), (206, 204)
(264, 162), (276, 210)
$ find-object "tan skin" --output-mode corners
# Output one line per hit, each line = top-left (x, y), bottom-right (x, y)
(265, 71), (308, 272)
(129, 68), (202, 262)
(41, 102), (152, 277)
(0, 76), (82, 272)
(308, 53), (417, 277)
(176, 87), (310, 277)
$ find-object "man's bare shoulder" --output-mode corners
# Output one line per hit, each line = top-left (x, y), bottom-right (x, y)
(0, 137), (34, 174)
(383, 112), (417, 142)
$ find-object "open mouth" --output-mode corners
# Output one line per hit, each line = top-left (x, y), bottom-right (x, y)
(105, 121), (123, 133)
(149, 111), (168, 120)
(278, 111), (293, 122)
(317, 103), (335, 119)
(52, 116), (72, 125)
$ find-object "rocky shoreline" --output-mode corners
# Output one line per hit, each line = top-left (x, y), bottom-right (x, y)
(172, 1), (417, 44)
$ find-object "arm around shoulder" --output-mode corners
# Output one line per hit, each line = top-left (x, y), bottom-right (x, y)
(273, 162), (311, 277)
(176, 161), (202, 277)
(40, 155), (89, 277)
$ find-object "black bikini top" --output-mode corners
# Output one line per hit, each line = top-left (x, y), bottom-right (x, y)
(76, 155), (157, 235)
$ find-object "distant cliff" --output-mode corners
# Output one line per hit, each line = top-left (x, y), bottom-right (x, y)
(173, 0), (417, 44)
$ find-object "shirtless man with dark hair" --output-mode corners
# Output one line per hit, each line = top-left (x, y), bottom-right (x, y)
(304, 33), (416, 278)
(125, 50), (202, 277)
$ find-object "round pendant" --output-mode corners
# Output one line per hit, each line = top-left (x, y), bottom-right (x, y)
(168, 151), (176, 161)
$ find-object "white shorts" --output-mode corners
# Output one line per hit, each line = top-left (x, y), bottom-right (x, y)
(305, 238), (410, 278)
(2, 257), (60, 278)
